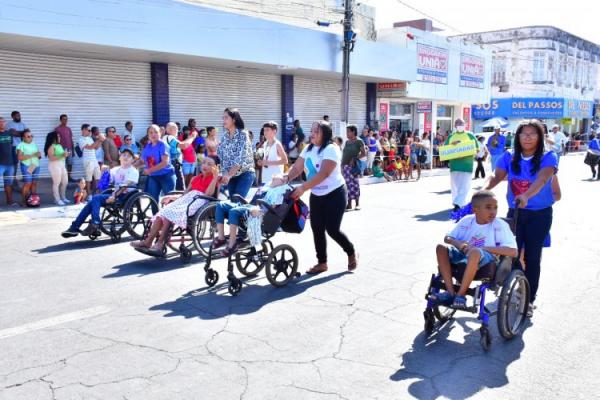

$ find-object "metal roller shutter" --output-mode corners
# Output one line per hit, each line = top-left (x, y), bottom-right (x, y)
(293, 76), (366, 133)
(0, 49), (152, 180)
(169, 65), (281, 140)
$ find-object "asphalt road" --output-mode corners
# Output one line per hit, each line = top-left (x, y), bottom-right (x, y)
(0, 153), (598, 400)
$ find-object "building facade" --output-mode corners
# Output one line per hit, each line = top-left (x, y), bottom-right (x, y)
(454, 26), (599, 133)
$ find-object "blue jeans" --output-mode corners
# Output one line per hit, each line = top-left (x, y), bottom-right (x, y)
(71, 194), (111, 228)
(145, 172), (176, 212)
(20, 164), (40, 183)
(228, 171), (255, 200)
(215, 201), (246, 226)
(448, 246), (496, 268)
(182, 161), (196, 175)
(0, 164), (14, 186)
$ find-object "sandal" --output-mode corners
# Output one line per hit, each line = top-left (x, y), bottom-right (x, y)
(130, 240), (149, 249)
(220, 243), (239, 257)
(348, 253), (359, 271)
(452, 295), (467, 309)
(212, 238), (227, 249)
(430, 291), (454, 306)
(306, 264), (328, 275)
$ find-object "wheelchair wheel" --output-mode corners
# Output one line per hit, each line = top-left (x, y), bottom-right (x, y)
(124, 193), (158, 240)
(433, 305), (456, 322)
(480, 326), (492, 351)
(235, 243), (268, 277)
(179, 244), (193, 262)
(423, 308), (435, 336)
(497, 269), (530, 340)
(99, 206), (126, 237)
(191, 202), (217, 257)
(265, 244), (298, 288)
(205, 269), (219, 287)
(228, 278), (242, 296)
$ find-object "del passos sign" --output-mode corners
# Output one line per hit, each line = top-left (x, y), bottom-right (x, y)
(472, 98), (565, 119)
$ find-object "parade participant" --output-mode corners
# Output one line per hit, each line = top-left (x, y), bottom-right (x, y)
(217, 108), (255, 199)
(432, 190), (517, 309)
(257, 121), (287, 187)
(545, 124), (567, 160)
(473, 136), (489, 179)
(286, 121), (358, 274)
(486, 126), (506, 171)
(131, 157), (220, 254)
(446, 118), (479, 211)
(485, 120), (558, 314)
(138, 124), (175, 209)
(585, 133), (600, 179)
(163, 122), (197, 191)
(205, 126), (219, 161)
(341, 124), (366, 210)
(62, 149), (139, 238)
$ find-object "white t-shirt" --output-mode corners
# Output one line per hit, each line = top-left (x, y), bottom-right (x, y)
(110, 166), (139, 192)
(300, 143), (345, 196)
(548, 131), (567, 153)
(79, 136), (97, 164)
(476, 143), (487, 158)
(448, 214), (516, 249)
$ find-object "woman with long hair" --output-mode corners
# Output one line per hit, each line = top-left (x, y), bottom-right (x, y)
(341, 124), (366, 210)
(44, 130), (70, 205)
(485, 120), (558, 316)
(138, 124), (175, 209)
(286, 121), (358, 274)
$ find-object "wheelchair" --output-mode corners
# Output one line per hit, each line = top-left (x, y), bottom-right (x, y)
(423, 209), (530, 351)
(88, 186), (157, 243)
(203, 193), (302, 296)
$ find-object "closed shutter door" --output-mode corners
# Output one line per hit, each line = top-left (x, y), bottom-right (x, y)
(294, 76), (366, 132)
(0, 50), (152, 179)
(169, 65), (281, 140)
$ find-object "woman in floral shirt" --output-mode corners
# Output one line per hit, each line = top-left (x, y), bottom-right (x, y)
(217, 108), (256, 199)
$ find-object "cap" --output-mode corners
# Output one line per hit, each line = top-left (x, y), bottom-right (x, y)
(120, 148), (135, 157)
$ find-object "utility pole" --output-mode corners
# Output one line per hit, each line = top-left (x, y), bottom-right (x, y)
(341, 0), (355, 124)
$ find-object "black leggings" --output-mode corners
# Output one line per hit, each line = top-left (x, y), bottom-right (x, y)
(309, 185), (355, 263)
(509, 207), (553, 302)
(474, 158), (485, 178)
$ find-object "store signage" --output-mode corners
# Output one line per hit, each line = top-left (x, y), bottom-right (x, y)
(379, 102), (389, 130)
(438, 142), (478, 161)
(472, 98), (566, 119)
(377, 82), (407, 98)
(417, 43), (448, 85)
(424, 112), (432, 133)
(463, 107), (471, 130)
(416, 101), (432, 113)
(459, 53), (485, 89)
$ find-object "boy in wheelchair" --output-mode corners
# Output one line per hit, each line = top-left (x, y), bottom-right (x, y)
(61, 148), (139, 238)
(433, 190), (517, 309)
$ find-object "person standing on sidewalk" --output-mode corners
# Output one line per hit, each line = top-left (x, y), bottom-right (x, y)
(6, 111), (27, 190)
(80, 124), (105, 196)
(446, 118), (479, 211)
(473, 136), (489, 180)
(163, 122), (196, 191)
(16, 129), (41, 205)
(341, 124), (366, 210)
(44, 130), (70, 206)
(286, 121), (358, 275)
(486, 126), (505, 171)
(102, 127), (120, 168)
(257, 121), (287, 187)
(0, 117), (17, 206)
(55, 114), (75, 182)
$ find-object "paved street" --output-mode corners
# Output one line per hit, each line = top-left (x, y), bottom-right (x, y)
(0, 154), (598, 400)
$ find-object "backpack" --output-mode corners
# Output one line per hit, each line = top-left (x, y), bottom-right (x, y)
(281, 198), (310, 233)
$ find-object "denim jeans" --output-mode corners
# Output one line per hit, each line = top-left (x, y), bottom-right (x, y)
(172, 160), (185, 191)
(215, 201), (245, 226)
(71, 194), (111, 228)
(20, 164), (40, 183)
(508, 207), (553, 302)
(228, 171), (255, 200)
(145, 172), (176, 213)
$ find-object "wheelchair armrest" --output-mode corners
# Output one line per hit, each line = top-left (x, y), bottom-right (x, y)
(166, 191), (185, 196)
(256, 199), (277, 215)
(232, 194), (249, 204)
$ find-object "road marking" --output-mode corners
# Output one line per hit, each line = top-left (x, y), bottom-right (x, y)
(0, 306), (110, 340)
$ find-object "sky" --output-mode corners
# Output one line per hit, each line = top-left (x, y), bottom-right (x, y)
(364, 0), (600, 44)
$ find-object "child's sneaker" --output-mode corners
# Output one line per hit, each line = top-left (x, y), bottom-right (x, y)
(61, 227), (79, 238)
(452, 295), (467, 310)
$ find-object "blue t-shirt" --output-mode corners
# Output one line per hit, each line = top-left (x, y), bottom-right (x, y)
(193, 136), (205, 148)
(589, 138), (600, 151)
(368, 137), (377, 152)
(487, 134), (506, 156)
(142, 141), (174, 176)
(163, 135), (182, 162)
(496, 150), (558, 210)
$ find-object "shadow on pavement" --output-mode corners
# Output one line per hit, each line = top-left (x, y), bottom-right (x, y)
(103, 254), (196, 278)
(150, 271), (349, 319)
(390, 317), (528, 400)
(32, 236), (123, 253)
(431, 189), (451, 195)
(414, 209), (450, 222)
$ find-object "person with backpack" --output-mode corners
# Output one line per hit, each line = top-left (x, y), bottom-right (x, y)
(163, 122), (196, 190)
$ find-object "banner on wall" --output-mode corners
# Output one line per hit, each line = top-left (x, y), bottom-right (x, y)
(459, 53), (485, 89)
(417, 101), (433, 113)
(379, 102), (389, 130)
(417, 43), (448, 85)
(463, 107), (471, 130)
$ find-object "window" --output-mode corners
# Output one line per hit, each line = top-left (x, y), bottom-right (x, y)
(389, 103), (412, 117)
(533, 51), (545, 82)
(492, 57), (506, 84)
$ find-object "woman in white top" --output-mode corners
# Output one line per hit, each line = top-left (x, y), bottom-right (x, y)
(474, 136), (489, 179)
(257, 121), (288, 186)
(286, 121), (358, 274)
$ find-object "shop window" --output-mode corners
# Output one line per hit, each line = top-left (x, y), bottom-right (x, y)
(389, 103), (412, 117)
(437, 105), (452, 118)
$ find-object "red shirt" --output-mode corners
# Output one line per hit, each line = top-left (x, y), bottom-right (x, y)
(114, 135), (123, 148)
(190, 173), (214, 194)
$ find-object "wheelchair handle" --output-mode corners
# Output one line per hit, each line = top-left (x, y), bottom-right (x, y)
(232, 194), (249, 204)
(193, 194), (218, 202)
(256, 199), (277, 215)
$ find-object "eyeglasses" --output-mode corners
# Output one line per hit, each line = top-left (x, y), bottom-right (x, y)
(125, 138), (132, 141)
(24, 135), (34, 139)
(518, 132), (538, 138)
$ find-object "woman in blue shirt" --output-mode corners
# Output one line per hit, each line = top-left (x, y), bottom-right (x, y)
(486, 127), (506, 171)
(586, 133), (600, 180)
(485, 120), (558, 312)
(139, 124), (175, 210)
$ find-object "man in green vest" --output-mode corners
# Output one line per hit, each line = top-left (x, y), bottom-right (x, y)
(445, 118), (479, 211)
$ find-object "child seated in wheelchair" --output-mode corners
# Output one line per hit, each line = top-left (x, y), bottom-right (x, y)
(131, 156), (220, 255)
(212, 176), (290, 257)
(433, 190), (517, 309)
(61, 148), (139, 238)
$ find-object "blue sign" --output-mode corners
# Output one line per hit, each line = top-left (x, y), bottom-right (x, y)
(472, 98), (594, 120)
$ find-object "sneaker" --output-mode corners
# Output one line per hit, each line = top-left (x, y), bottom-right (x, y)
(56, 200), (66, 206)
(61, 199), (71, 204)
(61, 227), (80, 238)
(452, 295), (468, 309)
(527, 302), (536, 318)
(81, 223), (99, 237)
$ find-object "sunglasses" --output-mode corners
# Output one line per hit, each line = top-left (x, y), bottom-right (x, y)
(24, 135), (34, 139)
(125, 138), (132, 141)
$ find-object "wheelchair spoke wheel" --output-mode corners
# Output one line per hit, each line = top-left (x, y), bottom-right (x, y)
(125, 194), (158, 240)
(228, 278), (243, 296)
(235, 243), (267, 277)
(205, 269), (219, 287)
(433, 304), (456, 322)
(192, 202), (217, 257)
(480, 326), (492, 351)
(497, 269), (530, 340)
(265, 244), (298, 288)
(99, 206), (125, 236)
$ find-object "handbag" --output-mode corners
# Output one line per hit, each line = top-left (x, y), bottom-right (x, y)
(281, 198), (310, 233)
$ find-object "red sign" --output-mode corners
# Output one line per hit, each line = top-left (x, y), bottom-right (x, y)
(463, 107), (471, 131)
(377, 82), (407, 91)
(417, 101), (433, 113)
(424, 112), (432, 133)
(379, 102), (389, 130)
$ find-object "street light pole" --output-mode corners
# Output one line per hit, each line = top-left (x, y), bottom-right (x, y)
(341, 0), (354, 124)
